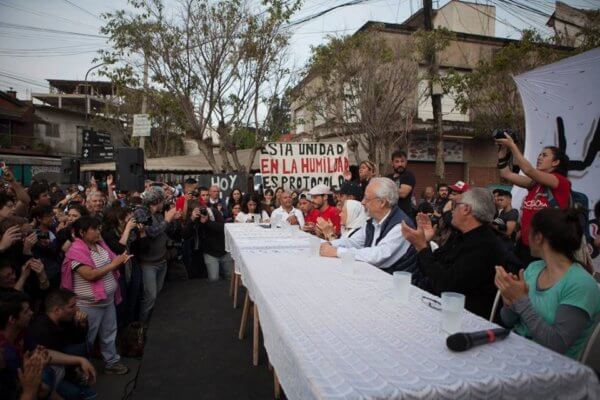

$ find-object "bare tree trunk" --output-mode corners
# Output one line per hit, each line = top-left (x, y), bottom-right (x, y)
(195, 137), (219, 171)
(219, 146), (233, 172)
(244, 147), (259, 173)
(230, 149), (244, 172)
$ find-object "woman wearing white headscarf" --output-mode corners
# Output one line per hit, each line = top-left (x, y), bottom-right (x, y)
(341, 199), (368, 238)
(317, 199), (367, 240)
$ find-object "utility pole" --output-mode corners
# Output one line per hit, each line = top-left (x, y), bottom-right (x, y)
(423, 0), (445, 182)
(140, 55), (149, 151)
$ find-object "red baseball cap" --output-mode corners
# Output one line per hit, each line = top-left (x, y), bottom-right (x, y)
(449, 181), (470, 193)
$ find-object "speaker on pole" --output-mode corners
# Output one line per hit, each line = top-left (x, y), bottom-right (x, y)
(61, 158), (80, 184)
(115, 148), (145, 193)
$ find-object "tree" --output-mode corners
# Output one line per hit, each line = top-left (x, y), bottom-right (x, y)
(297, 28), (420, 171)
(99, 0), (300, 172)
(90, 83), (185, 158)
(442, 30), (574, 140)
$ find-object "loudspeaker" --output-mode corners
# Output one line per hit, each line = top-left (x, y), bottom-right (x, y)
(115, 148), (145, 192)
(61, 158), (80, 184)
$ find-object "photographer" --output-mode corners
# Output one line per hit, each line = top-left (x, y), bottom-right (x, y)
(102, 204), (143, 324)
(183, 202), (232, 282)
(138, 188), (180, 322)
(496, 133), (571, 264)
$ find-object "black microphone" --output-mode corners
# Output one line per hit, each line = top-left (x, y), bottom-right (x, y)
(446, 328), (510, 352)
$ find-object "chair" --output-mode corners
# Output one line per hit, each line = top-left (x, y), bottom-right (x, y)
(489, 290), (501, 322)
(579, 320), (600, 373)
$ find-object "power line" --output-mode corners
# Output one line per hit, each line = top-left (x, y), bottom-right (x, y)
(61, 0), (103, 22)
(0, 1), (99, 30)
(0, 21), (107, 39)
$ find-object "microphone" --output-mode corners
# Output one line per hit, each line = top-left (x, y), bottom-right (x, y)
(446, 328), (510, 352)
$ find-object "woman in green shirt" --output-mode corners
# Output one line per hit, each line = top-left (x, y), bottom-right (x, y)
(495, 208), (600, 359)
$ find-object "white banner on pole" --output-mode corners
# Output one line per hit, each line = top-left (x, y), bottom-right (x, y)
(513, 47), (600, 268)
(132, 114), (151, 137)
(259, 142), (350, 191)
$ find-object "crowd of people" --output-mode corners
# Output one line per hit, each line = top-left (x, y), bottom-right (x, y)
(1, 140), (599, 399)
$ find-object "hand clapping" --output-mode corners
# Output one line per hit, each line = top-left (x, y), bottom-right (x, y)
(494, 266), (528, 307)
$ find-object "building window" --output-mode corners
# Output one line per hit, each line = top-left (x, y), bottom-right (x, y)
(45, 123), (60, 137)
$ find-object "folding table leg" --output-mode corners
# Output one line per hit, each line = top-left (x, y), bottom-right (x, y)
(229, 264), (236, 297)
(239, 290), (250, 340)
(233, 274), (240, 309)
(274, 370), (281, 399)
(253, 304), (260, 366)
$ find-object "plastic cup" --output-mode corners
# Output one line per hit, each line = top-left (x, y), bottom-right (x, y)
(308, 236), (321, 257)
(393, 271), (412, 304)
(441, 292), (465, 334)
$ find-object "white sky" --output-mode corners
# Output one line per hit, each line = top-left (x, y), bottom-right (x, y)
(0, 0), (596, 99)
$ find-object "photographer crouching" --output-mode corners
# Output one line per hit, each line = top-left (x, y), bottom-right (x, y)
(137, 187), (181, 322)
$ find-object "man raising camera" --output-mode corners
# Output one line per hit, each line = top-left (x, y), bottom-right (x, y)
(138, 187), (180, 322)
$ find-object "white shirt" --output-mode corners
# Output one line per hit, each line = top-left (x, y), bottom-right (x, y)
(235, 211), (270, 223)
(331, 210), (412, 269)
(270, 206), (305, 228)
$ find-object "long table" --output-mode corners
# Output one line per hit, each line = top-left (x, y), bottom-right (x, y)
(226, 224), (600, 399)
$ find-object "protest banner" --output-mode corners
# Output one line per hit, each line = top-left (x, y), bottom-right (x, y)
(259, 142), (350, 190)
(188, 173), (248, 201)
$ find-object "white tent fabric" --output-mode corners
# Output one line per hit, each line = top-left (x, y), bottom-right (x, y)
(513, 47), (600, 268)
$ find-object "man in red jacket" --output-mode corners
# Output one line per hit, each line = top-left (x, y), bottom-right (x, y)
(309, 184), (341, 237)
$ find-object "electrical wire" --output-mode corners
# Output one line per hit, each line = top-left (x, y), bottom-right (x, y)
(0, 21), (108, 38)
(61, 0), (103, 22)
(0, 1), (100, 30)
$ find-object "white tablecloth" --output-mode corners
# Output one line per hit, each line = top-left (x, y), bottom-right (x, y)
(238, 252), (600, 400)
(224, 224), (314, 271)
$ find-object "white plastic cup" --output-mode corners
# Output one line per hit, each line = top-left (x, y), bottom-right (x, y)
(340, 251), (354, 268)
(393, 271), (412, 304)
(308, 236), (321, 257)
(441, 292), (465, 334)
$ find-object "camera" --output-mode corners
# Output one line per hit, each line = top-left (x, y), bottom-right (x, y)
(200, 207), (208, 217)
(429, 214), (440, 226)
(132, 205), (153, 226)
(36, 230), (50, 240)
(492, 128), (520, 144)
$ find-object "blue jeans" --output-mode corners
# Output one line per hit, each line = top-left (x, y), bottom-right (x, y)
(203, 253), (233, 282)
(140, 262), (167, 322)
(79, 301), (120, 367)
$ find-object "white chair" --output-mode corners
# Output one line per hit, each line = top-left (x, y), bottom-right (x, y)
(579, 320), (600, 373)
(489, 290), (501, 322)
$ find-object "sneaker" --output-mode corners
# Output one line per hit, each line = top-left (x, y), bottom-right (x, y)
(81, 387), (98, 400)
(104, 362), (129, 375)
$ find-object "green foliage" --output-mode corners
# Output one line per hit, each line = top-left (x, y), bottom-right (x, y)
(98, 0), (301, 171)
(441, 29), (574, 137)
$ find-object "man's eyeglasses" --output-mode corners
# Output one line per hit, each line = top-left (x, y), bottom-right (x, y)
(421, 295), (441, 311)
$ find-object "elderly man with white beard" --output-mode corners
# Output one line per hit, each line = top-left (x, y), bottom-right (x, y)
(319, 177), (419, 277)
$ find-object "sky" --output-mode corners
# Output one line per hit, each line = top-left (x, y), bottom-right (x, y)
(0, 0), (597, 99)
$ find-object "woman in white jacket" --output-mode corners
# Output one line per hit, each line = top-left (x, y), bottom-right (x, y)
(235, 193), (270, 223)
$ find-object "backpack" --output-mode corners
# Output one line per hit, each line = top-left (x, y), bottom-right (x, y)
(119, 321), (146, 358)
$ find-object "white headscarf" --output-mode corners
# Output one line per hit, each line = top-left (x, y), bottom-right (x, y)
(342, 200), (368, 238)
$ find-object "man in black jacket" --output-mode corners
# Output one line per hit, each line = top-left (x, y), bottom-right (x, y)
(402, 187), (506, 318)
(183, 205), (232, 282)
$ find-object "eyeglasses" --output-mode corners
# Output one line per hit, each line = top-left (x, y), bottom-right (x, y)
(421, 295), (441, 311)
